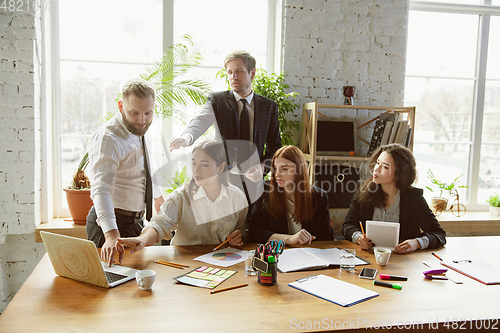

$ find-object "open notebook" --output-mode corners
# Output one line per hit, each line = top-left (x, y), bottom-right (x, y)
(289, 274), (379, 307)
(278, 248), (369, 273)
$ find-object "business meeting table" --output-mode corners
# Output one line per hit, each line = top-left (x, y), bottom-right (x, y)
(1, 236), (499, 332)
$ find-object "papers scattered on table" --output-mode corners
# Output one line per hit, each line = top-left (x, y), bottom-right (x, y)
(278, 248), (369, 273)
(289, 274), (379, 307)
(193, 247), (247, 268)
(441, 260), (500, 285)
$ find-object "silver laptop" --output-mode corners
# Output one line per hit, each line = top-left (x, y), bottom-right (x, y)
(40, 231), (138, 288)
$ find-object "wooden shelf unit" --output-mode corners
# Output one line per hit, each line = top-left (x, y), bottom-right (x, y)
(301, 102), (416, 184)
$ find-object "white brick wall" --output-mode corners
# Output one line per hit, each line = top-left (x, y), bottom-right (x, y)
(0, 9), (45, 313)
(282, 0), (410, 233)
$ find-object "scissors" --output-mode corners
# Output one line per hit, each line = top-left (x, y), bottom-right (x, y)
(256, 244), (266, 260)
(269, 240), (284, 257)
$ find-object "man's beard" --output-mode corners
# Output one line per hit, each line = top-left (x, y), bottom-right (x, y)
(122, 113), (152, 136)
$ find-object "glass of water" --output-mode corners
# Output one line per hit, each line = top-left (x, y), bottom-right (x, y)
(340, 249), (356, 272)
(245, 250), (257, 276)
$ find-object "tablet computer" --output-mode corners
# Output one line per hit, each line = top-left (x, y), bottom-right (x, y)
(365, 220), (400, 250)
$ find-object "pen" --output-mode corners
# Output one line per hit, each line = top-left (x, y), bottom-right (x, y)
(431, 252), (443, 261)
(379, 274), (408, 281)
(210, 283), (248, 294)
(213, 237), (231, 251)
(373, 280), (402, 290)
(359, 221), (366, 237)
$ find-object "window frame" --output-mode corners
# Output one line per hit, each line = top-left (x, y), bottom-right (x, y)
(39, 0), (283, 223)
(408, 0), (500, 210)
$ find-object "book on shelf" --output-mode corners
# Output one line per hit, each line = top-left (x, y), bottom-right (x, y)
(380, 121), (393, 146)
(367, 119), (386, 156)
(387, 113), (400, 144)
(367, 113), (397, 155)
(404, 127), (413, 148)
(394, 120), (408, 144)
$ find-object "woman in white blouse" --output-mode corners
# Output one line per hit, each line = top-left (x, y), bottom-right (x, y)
(114, 140), (248, 256)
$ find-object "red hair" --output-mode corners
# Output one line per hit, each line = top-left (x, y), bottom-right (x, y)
(267, 146), (315, 224)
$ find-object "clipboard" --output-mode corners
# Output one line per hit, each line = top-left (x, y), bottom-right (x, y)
(288, 274), (379, 307)
(441, 260), (500, 285)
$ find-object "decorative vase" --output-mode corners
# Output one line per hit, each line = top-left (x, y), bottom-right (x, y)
(343, 86), (356, 105)
(489, 206), (500, 216)
(64, 188), (93, 225)
(431, 197), (448, 216)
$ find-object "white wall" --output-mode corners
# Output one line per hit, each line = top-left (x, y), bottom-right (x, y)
(282, 0), (409, 233)
(0, 10), (45, 312)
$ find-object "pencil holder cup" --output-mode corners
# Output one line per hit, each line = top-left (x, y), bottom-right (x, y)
(257, 261), (278, 286)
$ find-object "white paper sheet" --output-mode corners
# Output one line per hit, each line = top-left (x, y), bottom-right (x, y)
(193, 247), (247, 268)
(289, 274), (379, 307)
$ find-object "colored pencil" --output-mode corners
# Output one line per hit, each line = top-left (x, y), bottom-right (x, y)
(213, 237), (231, 251)
(210, 283), (248, 294)
(154, 260), (187, 269)
(359, 221), (366, 237)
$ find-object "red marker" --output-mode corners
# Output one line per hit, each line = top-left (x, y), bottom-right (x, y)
(380, 274), (408, 281)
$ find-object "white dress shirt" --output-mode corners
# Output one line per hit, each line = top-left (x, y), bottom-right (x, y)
(89, 114), (161, 234)
(147, 183), (248, 245)
(185, 90), (255, 144)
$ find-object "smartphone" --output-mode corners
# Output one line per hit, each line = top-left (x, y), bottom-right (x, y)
(359, 268), (377, 280)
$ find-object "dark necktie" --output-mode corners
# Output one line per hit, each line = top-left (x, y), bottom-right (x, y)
(239, 99), (250, 142)
(142, 136), (153, 221)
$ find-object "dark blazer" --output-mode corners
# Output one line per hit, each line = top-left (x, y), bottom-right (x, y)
(182, 91), (282, 173)
(342, 187), (446, 249)
(248, 185), (334, 243)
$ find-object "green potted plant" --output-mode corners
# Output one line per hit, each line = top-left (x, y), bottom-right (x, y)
(64, 152), (93, 224)
(486, 192), (500, 216)
(426, 169), (468, 215)
(165, 166), (190, 194)
(141, 34), (211, 123)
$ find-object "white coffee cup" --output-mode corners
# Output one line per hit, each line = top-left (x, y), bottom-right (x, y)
(374, 247), (391, 266)
(136, 270), (156, 290)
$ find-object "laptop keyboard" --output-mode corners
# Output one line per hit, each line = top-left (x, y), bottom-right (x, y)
(105, 271), (128, 283)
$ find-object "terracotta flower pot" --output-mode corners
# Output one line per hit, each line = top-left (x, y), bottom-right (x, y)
(64, 188), (93, 225)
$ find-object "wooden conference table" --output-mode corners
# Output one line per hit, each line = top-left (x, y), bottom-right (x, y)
(1, 237), (499, 332)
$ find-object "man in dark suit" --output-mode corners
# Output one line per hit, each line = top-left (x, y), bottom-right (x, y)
(169, 51), (281, 205)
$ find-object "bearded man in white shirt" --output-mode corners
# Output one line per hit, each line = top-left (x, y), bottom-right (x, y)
(86, 79), (165, 266)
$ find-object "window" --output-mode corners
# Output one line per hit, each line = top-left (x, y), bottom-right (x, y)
(405, 0), (500, 209)
(44, 0), (278, 221)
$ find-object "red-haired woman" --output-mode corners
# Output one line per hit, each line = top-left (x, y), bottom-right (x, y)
(342, 144), (446, 254)
(249, 145), (333, 245)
